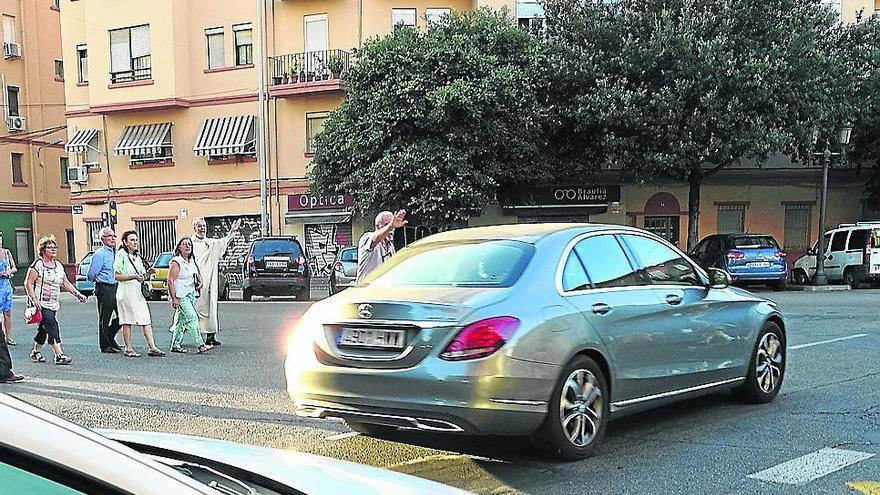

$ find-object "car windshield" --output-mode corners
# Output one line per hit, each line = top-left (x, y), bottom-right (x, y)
(153, 253), (173, 268)
(339, 248), (357, 262)
(362, 240), (534, 288)
(729, 236), (778, 249)
(253, 239), (302, 258)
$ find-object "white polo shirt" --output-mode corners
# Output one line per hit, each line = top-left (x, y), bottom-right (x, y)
(356, 231), (395, 283)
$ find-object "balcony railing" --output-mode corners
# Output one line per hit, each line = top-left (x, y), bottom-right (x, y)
(110, 55), (152, 84)
(270, 49), (350, 85)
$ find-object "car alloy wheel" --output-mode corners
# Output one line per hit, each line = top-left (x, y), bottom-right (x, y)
(735, 321), (785, 404)
(755, 332), (783, 394)
(559, 369), (603, 447)
(537, 355), (609, 460)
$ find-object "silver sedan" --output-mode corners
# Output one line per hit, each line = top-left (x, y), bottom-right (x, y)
(286, 224), (786, 460)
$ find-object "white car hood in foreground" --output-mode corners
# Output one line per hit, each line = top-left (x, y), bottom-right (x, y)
(100, 430), (472, 495)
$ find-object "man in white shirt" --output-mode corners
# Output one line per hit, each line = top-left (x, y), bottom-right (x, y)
(356, 210), (407, 283)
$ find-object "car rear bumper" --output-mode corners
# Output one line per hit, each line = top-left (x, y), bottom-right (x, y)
(286, 351), (557, 435)
(728, 268), (787, 282)
(244, 276), (308, 294)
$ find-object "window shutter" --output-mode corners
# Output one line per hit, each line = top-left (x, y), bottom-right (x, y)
(109, 28), (131, 72)
(3, 16), (15, 44)
(207, 33), (224, 68)
(130, 25), (150, 58)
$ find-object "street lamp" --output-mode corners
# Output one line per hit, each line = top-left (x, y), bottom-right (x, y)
(810, 124), (852, 286)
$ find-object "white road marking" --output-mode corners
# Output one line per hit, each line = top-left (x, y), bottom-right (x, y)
(748, 447), (875, 485)
(789, 334), (869, 350)
(325, 432), (360, 441)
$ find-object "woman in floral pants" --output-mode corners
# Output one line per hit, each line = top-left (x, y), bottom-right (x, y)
(168, 237), (211, 354)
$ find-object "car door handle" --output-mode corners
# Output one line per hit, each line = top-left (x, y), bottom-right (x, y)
(591, 303), (611, 315)
(665, 294), (683, 305)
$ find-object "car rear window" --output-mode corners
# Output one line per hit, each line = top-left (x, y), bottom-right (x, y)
(847, 229), (870, 250)
(339, 248), (357, 262)
(363, 240), (534, 288)
(728, 236), (778, 249)
(253, 239), (302, 259)
(153, 253), (173, 268)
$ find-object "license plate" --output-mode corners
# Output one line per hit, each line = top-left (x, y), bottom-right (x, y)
(266, 261), (287, 268)
(748, 262), (770, 268)
(337, 328), (406, 349)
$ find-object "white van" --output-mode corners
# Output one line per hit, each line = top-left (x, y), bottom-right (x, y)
(792, 221), (880, 288)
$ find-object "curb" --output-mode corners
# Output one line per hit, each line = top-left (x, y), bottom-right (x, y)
(786, 284), (851, 292)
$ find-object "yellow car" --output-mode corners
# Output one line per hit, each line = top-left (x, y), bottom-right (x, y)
(146, 251), (229, 301)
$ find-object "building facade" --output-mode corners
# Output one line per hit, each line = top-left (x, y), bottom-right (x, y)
(0, 0), (70, 285)
(59, 0), (874, 293)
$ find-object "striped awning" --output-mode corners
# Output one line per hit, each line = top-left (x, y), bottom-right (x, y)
(114, 123), (173, 156)
(193, 115), (255, 156)
(65, 129), (99, 153)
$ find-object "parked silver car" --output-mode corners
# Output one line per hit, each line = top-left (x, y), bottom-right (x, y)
(286, 224), (786, 460)
(330, 246), (358, 294)
(1, 393), (472, 494)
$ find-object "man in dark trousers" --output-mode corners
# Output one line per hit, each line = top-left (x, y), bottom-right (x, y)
(0, 327), (23, 382)
(88, 227), (122, 353)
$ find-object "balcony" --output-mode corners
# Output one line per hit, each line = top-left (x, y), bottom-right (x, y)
(269, 49), (350, 98)
(109, 55), (152, 85)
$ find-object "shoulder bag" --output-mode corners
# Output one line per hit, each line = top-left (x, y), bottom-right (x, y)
(23, 260), (45, 325)
(128, 253), (153, 300)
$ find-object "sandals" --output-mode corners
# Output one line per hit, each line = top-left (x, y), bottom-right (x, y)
(123, 349), (141, 358)
(54, 354), (72, 365)
(5, 339), (16, 346)
(30, 350), (46, 363)
(170, 347), (187, 354)
(197, 345), (212, 354)
(147, 349), (166, 357)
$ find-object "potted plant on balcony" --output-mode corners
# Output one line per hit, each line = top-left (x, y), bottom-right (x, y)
(327, 54), (345, 79)
(284, 59), (299, 84)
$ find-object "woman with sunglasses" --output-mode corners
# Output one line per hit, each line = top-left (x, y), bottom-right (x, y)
(26, 235), (87, 365)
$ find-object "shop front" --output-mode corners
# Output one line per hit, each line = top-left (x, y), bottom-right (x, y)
(474, 184), (622, 225)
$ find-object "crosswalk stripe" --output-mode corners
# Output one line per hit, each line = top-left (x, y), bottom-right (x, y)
(748, 448), (875, 486)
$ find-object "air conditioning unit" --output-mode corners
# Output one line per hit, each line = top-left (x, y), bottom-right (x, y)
(3, 42), (21, 59)
(66, 165), (88, 184)
(6, 116), (25, 132)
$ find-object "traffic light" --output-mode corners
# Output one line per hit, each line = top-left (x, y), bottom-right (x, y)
(100, 211), (109, 227)
(109, 201), (118, 228)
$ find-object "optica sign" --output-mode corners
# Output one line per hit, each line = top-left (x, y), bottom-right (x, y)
(288, 193), (354, 211)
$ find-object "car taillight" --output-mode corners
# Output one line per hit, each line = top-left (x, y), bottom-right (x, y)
(774, 251), (786, 258)
(726, 251), (745, 259)
(334, 261), (344, 272)
(440, 317), (520, 361)
(246, 254), (255, 269)
(866, 236), (873, 264)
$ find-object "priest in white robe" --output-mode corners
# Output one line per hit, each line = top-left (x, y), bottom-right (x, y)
(171, 218), (241, 345)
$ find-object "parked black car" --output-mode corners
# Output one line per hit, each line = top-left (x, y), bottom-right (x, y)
(691, 233), (788, 291)
(241, 236), (310, 301)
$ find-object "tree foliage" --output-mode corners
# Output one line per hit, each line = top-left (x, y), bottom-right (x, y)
(309, 9), (551, 224)
(544, 0), (850, 249)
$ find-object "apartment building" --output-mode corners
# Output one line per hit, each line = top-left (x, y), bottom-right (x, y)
(60, 0), (526, 289)
(0, 0), (70, 285)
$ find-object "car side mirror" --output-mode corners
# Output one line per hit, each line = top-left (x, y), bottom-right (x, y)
(707, 268), (732, 288)
(807, 248), (817, 256)
(237, 256), (245, 263)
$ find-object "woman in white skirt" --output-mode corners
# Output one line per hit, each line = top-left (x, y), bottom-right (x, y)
(114, 230), (165, 357)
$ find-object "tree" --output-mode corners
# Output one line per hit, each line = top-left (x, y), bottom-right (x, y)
(544, 0), (851, 250)
(309, 9), (552, 224)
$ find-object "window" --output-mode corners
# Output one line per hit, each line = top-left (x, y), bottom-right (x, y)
(3, 15), (16, 44)
(306, 112), (330, 154)
(11, 152), (23, 183)
(783, 203), (811, 250)
(829, 231), (847, 252)
(847, 229), (870, 251)
(134, 219), (175, 264)
(425, 8), (451, 28)
(1, 459), (86, 494)
(205, 27), (225, 69)
(60, 156), (69, 185)
(233, 23), (252, 66)
(109, 24), (150, 83)
(52, 0), (60, 8)
(86, 220), (102, 251)
(76, 44), (88, 83)
(15, 230), (31, 264)
(561, 252), (590, 292)
(66, 229), (75, 263)
(573, 235), (645, 288)
(7, 85), (19, 116)
(54, 59), (63, 80)
(517, 1), (545, 32)
(725, 235), (778, 249)
(392, 8), (417, 30)
(621, 234), (702, 287)
(716, 204), (745, 234)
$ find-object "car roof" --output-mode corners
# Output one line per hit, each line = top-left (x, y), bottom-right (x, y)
(724, 233), (774, 238)
(412, 223), (642, 244)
